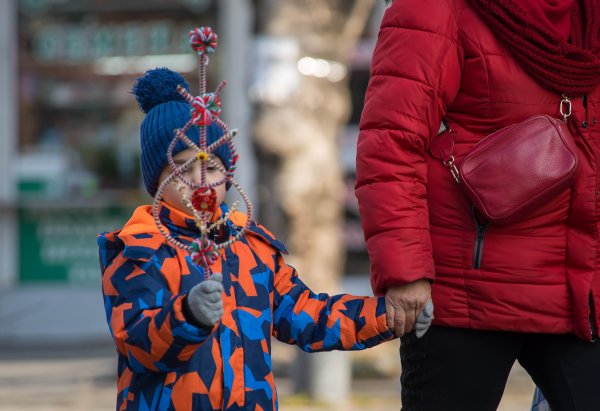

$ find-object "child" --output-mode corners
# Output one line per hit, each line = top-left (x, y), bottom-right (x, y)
(98, 66), (401, 411)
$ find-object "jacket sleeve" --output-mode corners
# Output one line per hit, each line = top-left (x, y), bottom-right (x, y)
(102, 249), (215, 373)
(272, 254), (396, 352)
(356, 0), (463, 294)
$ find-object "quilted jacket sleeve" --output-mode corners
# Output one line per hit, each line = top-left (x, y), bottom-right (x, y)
(272, 255), (396, 352)
(356, 0), (463, 294)
(101, 247), (215, 373)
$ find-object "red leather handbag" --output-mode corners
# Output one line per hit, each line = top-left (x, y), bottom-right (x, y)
(431, 114), (578, 224)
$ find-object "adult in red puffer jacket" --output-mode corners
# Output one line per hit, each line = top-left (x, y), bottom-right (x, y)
(356, 0), (600, 410)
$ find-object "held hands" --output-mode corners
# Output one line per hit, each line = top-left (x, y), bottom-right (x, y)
(415, 299), (434, 338)
(385, 279), (433, 337)
(186, 273), (224, 329)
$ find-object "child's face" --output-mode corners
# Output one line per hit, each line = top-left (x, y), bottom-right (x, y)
(158, 148), (227, 217)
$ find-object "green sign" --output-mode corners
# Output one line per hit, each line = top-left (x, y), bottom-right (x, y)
(32, 21), (197, 62)
(19, 205), (134, 286)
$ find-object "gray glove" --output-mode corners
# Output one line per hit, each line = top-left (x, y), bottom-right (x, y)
(415, 299), (434, 338)
(186, 273), (224, 329)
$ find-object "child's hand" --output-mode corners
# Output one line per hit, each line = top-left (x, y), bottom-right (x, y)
(186, 273), (224, 329)
(415, 299), (434, 338)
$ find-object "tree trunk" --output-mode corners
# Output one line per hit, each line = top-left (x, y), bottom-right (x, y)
(253, 0), (375, 404)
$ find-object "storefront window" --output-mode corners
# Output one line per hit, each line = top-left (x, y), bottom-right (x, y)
(17, 0), (217, 284)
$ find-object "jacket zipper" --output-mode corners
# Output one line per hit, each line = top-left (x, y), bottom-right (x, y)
(581, 94), (599, 196)
(590, 294), (598, 342)
(472, 207), (489, 269)
(578, 95), (599, 341)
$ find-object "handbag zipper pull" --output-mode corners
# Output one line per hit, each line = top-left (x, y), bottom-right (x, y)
(560, 94), (572, 122)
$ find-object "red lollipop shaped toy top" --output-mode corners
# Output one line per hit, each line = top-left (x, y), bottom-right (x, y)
(189, 27), (218, 56)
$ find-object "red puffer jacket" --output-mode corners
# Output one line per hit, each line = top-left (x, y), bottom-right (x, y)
(357, 0), (600, 341)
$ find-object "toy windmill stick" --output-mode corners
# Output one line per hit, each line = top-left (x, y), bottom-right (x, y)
(152, 27), (253, 279)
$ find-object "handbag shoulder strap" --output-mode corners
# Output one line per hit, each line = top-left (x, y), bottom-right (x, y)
(430, 120), (460, 183)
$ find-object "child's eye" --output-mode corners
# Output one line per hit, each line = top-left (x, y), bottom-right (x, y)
(207, 166), (217, 172)
(179, 166), (192, 175)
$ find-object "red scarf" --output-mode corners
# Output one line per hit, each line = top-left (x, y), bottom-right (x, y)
(468, 0), (600, 94)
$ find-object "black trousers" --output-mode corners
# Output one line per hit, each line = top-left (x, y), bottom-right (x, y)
(400, 326), (600, 411)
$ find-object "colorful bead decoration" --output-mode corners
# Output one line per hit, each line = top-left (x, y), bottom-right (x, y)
(191, 187), (217, 214)
(190, 237), (220, 266)
(190, 93), (222, 126)
(189, 27), (218, 55)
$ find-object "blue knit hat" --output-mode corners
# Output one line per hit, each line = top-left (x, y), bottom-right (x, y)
(132, 67), (232, 196)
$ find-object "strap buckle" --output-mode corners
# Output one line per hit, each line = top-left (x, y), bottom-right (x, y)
(560, 94), (572, 121)
(443, 155), (461, 184)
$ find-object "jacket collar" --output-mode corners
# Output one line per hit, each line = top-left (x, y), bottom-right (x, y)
(102, 201), (287, 263)
(158, 202), (231, 245)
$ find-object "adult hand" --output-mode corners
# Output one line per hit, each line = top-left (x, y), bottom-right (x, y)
(186, 273), (224, 329)
(385, 278), (431, 337)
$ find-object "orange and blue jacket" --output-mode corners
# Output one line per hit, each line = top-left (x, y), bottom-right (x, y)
(99, 202), (394, 410)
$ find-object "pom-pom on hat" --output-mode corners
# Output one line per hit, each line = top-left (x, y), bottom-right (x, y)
(132, 67), (232, 196)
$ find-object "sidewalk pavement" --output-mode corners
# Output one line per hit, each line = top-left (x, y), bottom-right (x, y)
(0, 340), (535, 411)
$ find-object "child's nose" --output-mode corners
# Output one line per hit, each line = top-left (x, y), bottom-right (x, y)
(191, 163), (204, 185)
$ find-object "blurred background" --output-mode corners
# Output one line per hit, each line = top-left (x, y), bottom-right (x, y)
(0, 0), (534, 409)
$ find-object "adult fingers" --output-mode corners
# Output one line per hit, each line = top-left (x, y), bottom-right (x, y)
(403, 304), (418, 336)
(415, 300), (434, 324)
(393, 306), (407, 337)
(385, 300), (395, 333)
(422, 299), (434, 318)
